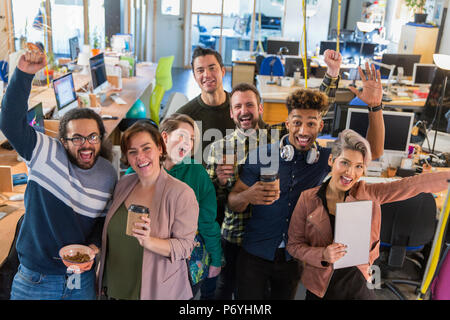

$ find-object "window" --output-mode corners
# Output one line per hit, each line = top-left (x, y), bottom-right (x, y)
(50, 0), (84, 56)
(161, 0), (180, 16)
(189, 0), (285, 66)
(11, 0), (46, 51)
(11, 0), (106, 57)
(88, 0), (105, 50)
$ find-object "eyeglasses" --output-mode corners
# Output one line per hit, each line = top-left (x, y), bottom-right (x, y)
(64, 133), (102, 146)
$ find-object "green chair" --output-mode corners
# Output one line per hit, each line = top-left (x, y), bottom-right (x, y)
(150, 56), (174, 125)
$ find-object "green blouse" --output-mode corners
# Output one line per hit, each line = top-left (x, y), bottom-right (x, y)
(105, 204), (143, 300)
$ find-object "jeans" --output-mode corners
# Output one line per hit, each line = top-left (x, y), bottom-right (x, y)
(215, 239), (240, 300)
(236, 248), (301, 300)
(10, 264), (96, 300)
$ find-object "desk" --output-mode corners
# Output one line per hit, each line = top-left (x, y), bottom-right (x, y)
(256, 75), (427, 125)
(231, 50), (361, 86)
(0, 63), (156, 264)
(29, 63), (156, 141)
(0, 151), (27, 263)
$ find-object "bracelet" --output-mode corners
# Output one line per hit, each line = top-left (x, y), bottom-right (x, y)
(367, 103), (383, 112)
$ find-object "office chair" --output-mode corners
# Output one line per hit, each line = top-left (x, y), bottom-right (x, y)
(0, 214), (24, 300)
(160, 92), (188, 120)
(255, 55), (265, 75)
(150, 56), (174, 125)
(376, 192), (437, 300)
(259, 55), (285, 77)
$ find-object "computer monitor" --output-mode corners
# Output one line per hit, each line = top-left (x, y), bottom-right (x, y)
(370, 60), (396, 81)
(266, 39), (299, 56)
(412, 63), (436, 85)
(89, 53), (109, 94)
(319, 41), (344, 55)
(346, 108), (415, 154)
(27, 102), (45, 133)
(419, 67), (450, 133)
(284, 57), (311, 77)
(69, 37), (80, 61)
(381, 53), (421, 77)
(53, 73), (78, 118)
(342, 41), (377, 60)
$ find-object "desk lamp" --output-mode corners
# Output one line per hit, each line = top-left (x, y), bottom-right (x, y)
(77, 52), (90, 75)
(430, 54), (450, 154)
(356, 22), (376, 66)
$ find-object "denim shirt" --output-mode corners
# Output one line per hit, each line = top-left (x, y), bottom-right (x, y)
(239, 136), (331, 261)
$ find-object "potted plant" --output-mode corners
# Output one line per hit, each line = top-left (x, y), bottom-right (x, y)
(405, 0), (427, 24)
(91, 29), (101, 56)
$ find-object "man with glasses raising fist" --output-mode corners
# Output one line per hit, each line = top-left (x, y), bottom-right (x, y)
(0, 47), (117, 300)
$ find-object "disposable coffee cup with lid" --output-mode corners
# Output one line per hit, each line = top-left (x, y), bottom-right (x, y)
(126, 204), (150, 236)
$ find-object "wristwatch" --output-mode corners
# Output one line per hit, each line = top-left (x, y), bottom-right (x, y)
(367, 103), (383, 112)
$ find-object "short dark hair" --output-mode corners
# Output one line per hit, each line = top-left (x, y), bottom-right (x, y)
(58, 108), (112, 161)
(120, 120), (167, 166)
(230, 83), (261, 106)
(286, 89), (329, 116)
(191, 46), (224, 69)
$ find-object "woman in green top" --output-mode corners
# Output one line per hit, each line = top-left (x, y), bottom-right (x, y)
(159, 113), (222, 297)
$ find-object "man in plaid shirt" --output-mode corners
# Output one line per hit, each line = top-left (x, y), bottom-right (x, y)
(206, 49), (343, 299)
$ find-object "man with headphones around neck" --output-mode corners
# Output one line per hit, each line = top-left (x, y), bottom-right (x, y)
(228, 62), (385, 300)
(207, 50), (349, 300)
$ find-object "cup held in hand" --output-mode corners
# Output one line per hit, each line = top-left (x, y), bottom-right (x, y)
(126, 204), (150, 236)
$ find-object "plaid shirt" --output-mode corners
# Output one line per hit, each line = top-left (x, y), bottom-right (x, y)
(206, 73), (339, 245)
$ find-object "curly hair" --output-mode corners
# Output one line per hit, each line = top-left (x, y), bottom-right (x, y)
(286, 89), (329, 116)
(58, 108), (112, 161)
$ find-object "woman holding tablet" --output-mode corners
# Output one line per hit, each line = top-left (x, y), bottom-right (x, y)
(287, 129), (450, 300)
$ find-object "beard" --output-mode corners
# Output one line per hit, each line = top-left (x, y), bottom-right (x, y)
(235, 113), (260, 130)
(66, 147), (100, 170)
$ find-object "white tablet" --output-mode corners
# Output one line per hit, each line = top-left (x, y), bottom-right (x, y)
(334, 200), (373, 269)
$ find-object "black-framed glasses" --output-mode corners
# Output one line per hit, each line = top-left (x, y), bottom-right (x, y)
(64, 133), (102, 146)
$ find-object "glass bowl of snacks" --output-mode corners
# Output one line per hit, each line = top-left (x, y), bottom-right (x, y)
(59, 244), (95, 273)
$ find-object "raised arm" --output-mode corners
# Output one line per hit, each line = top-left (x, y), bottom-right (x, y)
(362, 171), (450, 205)
(0, 50), (47, 160)
(319, 49), (342, 105)
(348, 62), (385, 160)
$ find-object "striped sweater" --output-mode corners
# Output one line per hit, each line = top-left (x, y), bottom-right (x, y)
(0, 68), (117, 274)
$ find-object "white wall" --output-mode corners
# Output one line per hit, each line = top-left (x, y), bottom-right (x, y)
(439, 0), (450, 54)
(283, 0), (332, 55)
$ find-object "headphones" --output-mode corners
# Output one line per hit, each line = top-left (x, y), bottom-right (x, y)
(279, 134), (320, 164)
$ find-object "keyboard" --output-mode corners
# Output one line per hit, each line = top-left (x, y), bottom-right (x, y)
(359, 176), (400, 184)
